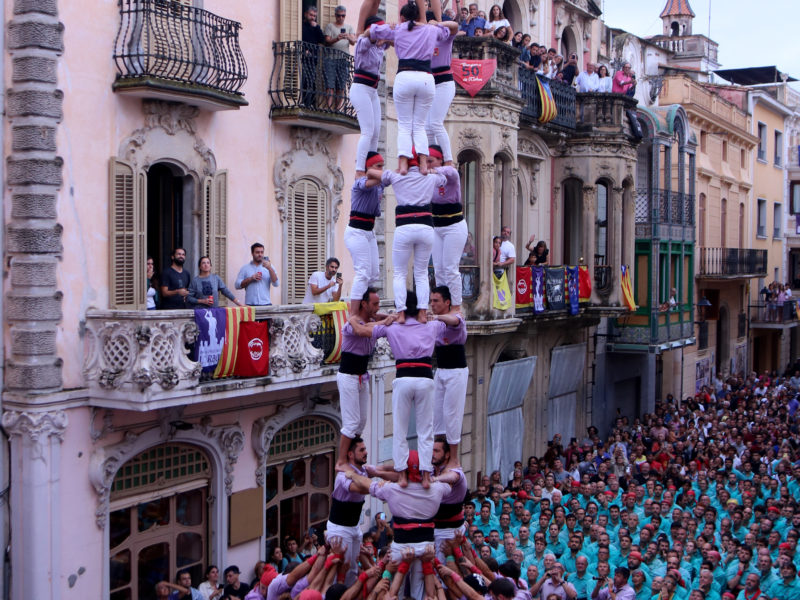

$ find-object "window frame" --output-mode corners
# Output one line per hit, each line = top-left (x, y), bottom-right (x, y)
(773, 202), (783, 239)
(757, 122), (767, 162)
(774, 130), (783, 167)
(757, 198), (767, 238)
(791, 181), (800, 215)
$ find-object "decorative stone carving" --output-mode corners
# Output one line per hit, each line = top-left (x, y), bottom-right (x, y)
(529, 162), (541, 206)
(268, 313), (324, 377)
(142, 100), (199, 135)
(517, 136), (549, 159)
(274, 128), (345, 223)
(252, 403), (342, 486)
(457, 127), (481, 152)
(199, 423), (245, 496)
(2, 410), (68, 460)
(449, 103), (519, 125)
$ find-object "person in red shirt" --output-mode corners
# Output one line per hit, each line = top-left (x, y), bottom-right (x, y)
(612, 63), (635, 96)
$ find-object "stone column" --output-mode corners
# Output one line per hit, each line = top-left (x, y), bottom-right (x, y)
(474, 162), (496, 317)
(6, 0), (64, 392)
(1, 410), (67, 600)
(609, 186), (625, 306)
(582, 185), (597, 300)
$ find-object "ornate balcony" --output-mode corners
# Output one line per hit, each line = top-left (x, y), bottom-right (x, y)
(635, 188), (695, 241)
(575, 92), (637, 135)
(82, 305), (393, 410)
(698, 248), (768, 279)
(112, 0), (248, 110)
(269, 41), (359, 134)
(749, 301), (799, 329)
(452, 36), (522, 101)
(518, 68), (576, 130)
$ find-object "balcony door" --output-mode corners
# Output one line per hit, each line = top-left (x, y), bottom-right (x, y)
(281, 0), (339, 41)
(562, 179), (582, 265)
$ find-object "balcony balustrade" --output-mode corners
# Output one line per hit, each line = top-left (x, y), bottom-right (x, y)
(113, 0), (248, 110)
(698, 248), (768, 278)
(749, 300), (799, 327)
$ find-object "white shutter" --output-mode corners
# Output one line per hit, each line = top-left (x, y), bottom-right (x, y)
(287, 178), (328, 304)
(109, 157), (146, 309)
(203, 170), (228, 293)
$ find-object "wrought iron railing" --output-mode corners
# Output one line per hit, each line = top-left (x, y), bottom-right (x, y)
(453, 36), (520, 99)
(594, 264), (612, 296)
(269, 40), (356, 119)
(699, 247), (768, 277)
(637, 188), (695, 226)
(518, 67), (576, 129)
(113, 0), (247, 96)
(427, 265), (481, 303)
(750, 300), (798, 324)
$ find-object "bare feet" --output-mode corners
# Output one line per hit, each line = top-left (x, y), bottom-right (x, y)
(418, 155), (429, 175)
(422, 470), (431, 489)
(417, 309), (427, 323)
(398, 469), (408, 488)
(396, 310), (406, 324)
(398, 156), (409, 175)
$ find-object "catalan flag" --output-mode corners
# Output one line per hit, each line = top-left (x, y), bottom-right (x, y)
(213, 306), (256, 378)
(313, 301), (349, 364)
(536, 74), (558, 124)
(620, 265), (637, 312)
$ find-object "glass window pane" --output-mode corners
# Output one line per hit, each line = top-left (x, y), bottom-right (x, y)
(176, 489), (203, 526)
(282, 459), (306, 491)
(266, 505), (279, 540)
(309, 493), (330, 523)
(138, 498), (170, 532)
(110, 508), (131, 549)
(265, 466), (278, 503)
(280, 496), (307, 544)
(110, 548), (131, 591)
(311, 454), (331, 488)
(138, 542), (170, 596)
(110, 589), (132, 600)
(177, 532), (204, 567)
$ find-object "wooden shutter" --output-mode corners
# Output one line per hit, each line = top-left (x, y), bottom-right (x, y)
(202, 170), (229, 294)
(319, 0), (338, 34)
(280, 0), (302, 41)
(287, 178), (327, 304)
(109, 157), (146, 309)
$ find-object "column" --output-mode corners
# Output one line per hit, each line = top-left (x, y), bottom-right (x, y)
(1, 410), (68, 600)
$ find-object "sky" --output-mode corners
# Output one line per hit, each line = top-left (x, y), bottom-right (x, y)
(601, 0), (800, 89)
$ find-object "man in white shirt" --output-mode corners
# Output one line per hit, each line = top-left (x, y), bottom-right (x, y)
(498, 225), (516, 269)
(575, 62), (600, 93)
(302, 257), (344, 304)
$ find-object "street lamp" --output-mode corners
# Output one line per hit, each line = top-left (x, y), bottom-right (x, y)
(696, 296), (712, 322)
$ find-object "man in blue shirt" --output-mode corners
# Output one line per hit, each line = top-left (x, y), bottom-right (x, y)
(458, 3), (485, 36)
(235, 243), (279, 306)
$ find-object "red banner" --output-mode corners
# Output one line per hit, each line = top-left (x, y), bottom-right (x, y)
(451, 59), (496, 97)
(516, 266), (533, 308)
(234, 321), (270, 377)
(579, 265), (592, 302)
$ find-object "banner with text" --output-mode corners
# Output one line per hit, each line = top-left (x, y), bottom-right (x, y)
(452, 59), (497, 97)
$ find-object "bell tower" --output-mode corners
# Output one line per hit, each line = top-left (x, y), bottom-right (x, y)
(660, 0), (695, 37)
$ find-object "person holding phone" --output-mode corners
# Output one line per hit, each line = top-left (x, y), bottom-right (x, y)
(302, 257), (344, 304)
(324, 6), (356, 109)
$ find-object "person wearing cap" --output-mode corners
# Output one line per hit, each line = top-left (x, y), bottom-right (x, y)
(352, 17), (387, 177)
(223, 566), (250, 600)
(591, 566), (634, 600)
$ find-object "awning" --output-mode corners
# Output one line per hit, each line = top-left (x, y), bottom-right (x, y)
(714, 66), (797, 86)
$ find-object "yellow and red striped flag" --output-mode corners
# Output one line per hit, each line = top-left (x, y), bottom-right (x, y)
(313, 301), (349, 364)
(213, 306), (256, 378)
(620, 265), (637, 312)
(536, 74), (558, 124)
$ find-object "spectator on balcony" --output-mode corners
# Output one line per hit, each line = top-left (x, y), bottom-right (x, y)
(146, 255), (160, 310)
(485, 4), (513, 39)
(188, 256), (243, 309)
(324, 5), (356, 110)
(527, 43), (542, 70)
(352, 17), (387, 176)
(302, 257), (344, 304)
(612, 63), (635, 96)
(235, 243), (279, 307)
(524, 236), (549, 266)
(158, 569), (203, 600)
(160, 247), (191, 310)
(302, 5), (326, 108)
(575, 62), (600, 93)
(597, 64), (612, 93)
(511, 31), (524, 48)
(547, 54), (564, 78)
(199, 566), (223, 600)
(518, 34), (532, 65)
(499, 225), (516, 269)
(458, 3), (485, 37)
(458, 5), (469, 25)
(492, 236), (503, 277)
(491, 25), (512, 43)
(658, 288), (677, 312)
(560, 53), (579, 86)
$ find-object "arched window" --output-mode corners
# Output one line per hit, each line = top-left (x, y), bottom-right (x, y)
(264, 418), (336, 554)
(458, 151), (480, 267)
(562, 178), (583, 265)
(596, 182), (609, 265)
(109, 444), (211, 600)
(670, 21), (680, 37)
(287, 178), (329, 303)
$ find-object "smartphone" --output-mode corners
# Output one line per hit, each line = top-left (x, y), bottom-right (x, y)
(340, 28), (346, 33)
(336, 272), (342, 278)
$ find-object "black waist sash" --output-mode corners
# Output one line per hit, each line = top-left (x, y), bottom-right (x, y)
(432, 202), (464, 227)
(393, 515), (435, 543)
(398, 58), (431, 73)
(396, 356), (433, 379)
(433, 502), (465, 529)
(348, 210), (376, 231)
(353, 69), (379, 88)
(396, 203), (433, 227)
(433, 64), (454, 84)
(435, 344), (467, 369)
(329, 497), (364, 527)
(340, 351), (370, 375)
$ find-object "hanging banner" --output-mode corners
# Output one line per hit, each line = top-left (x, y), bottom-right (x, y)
(193, 308), (227, 375)
(233, 321), (270, 377)
(567, 266), (580, 316)
(545, 267), (565, 310)
(532, 266), (546, 313)
(578, 265), (592, 302)
(452, 59), (497, 97)
(621, 265), (637, 311)
(492, 271), (512, 311)
(536, 74), (558, 123)
(515, 266), (533, 308)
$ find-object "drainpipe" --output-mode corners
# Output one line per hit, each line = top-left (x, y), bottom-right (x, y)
(0, 0), (9, 595)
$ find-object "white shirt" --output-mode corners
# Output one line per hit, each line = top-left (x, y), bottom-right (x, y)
(302, 271), (340, 304)
(499, 240), (516, 264)
(575, 70), (600, 92)
(487, 18), (511, 32)
(597, 76), (613, 92)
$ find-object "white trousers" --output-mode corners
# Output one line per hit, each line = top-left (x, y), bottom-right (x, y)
(393, 70), (434, 157)
(425, 80), (455, 162)
(326, 521), (363, 586)
(393, 223), (434, 312)
(432, 219), (468, 306)
(337, 371), (370, 438)
(350, 82), (381, 171)
(344, 226), (380, 302)
(390, 541), (428, 600)
(392, 376), (434, 472)
(433, 366), (469, 444)
(435, 524), (466, 563)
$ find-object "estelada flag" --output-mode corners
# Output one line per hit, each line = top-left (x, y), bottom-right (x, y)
(536, 74), (558, 123)
(313, 301), (349, 364)
(578, 265), (592, 302)
(621, 265), (637, 311)
(233, 320), (270, 377)
(213, 306), (256, 378)
(452, 59), (497, 97)
(515, 266), (533, 308)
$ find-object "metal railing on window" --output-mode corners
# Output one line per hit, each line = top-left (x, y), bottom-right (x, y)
(113, 0), (247, 95)
(269, 40), (356, 119)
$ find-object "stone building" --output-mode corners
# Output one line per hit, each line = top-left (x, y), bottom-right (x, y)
(0, 0), (644, 598)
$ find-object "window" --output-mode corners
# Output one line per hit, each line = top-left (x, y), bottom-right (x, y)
(458, 152), (480, 266)
(774, 203), (783, 238)
(595, 183), (609, 264)
(109, 158), (228, 309)
(740, 148), (746, 169)
(109, 444), (210, 600)
(775, 131), (783, 166)
(264, 418), (336, 554)
(698, 193), (706, 247)
(280, 0), (338, 41)
(757, 122), (767, 162)
(792, 182), (800, 214)
(286, 178), (329, 304)
(720, 198), (727, 247)
(757, 198), (767, 237)
(722, 140), (728, 163)
(700, 130), (707, 153)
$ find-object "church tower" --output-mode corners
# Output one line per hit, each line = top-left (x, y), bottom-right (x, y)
(660, 0), (695, 37)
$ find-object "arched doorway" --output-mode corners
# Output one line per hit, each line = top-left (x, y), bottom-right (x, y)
(717, 305), (729, 375)
(109, 443), (211, 600)
(147, 162), (196, 272)
(559, 26), (578, 61)
(501, 0), (522, 35)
